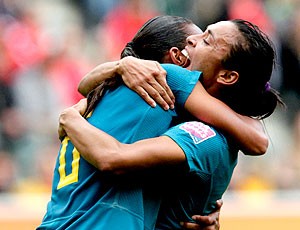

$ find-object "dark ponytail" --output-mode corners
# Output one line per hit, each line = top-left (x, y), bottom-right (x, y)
(120, 42), (140, 59)
(245, 87), (284, 119)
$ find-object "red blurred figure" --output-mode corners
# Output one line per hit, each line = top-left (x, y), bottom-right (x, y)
(99, 0), (158, 60)
(227, 0), (274, 35)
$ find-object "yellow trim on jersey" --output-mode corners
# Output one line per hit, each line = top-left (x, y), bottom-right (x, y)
(57, 137), (80, 189)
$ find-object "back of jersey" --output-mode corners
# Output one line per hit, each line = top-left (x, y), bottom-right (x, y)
(37, 64), (201, 230)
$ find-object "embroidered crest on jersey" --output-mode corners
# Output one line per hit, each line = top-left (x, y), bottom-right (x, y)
(180, 121), (216, 144)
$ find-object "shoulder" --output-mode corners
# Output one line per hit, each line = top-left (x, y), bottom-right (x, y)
(163, 121), (229, 159)
(165, 121), (225, 144)
(163, 121), (235, 173)
(160, 64), (202, 89)
(159, 64), (202, 107)
(161, 64), (202, 79)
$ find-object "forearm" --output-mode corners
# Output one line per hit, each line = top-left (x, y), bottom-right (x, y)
(78, 61), (120, 96)
(228, 114), (268, 155)
(60, 107), (123, 172)
(202, 97), (268, 155)
(197, 103), (268, 155)
(78, 56), (174, 109)
(186, 83), (268, 155)
(60, 108), (185, 174)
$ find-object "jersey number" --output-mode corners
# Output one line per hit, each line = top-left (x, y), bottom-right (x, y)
(57, 137), (80, 189)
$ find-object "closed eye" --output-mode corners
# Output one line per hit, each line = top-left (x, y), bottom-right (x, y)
(203, 39), (209, 45)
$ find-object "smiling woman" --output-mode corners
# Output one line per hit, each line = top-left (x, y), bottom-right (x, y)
(186, 20), (282, 118)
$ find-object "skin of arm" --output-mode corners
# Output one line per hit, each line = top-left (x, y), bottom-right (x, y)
(78, 56), (175, 110)
(78, 58), (268, 155)
(78, 60), (120, 97)
(185, 82), (268, 155)
(59, 106), (186, 175)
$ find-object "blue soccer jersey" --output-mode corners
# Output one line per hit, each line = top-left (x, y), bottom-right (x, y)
(156, 121), (239, 229)
(38, 64), (201, 230)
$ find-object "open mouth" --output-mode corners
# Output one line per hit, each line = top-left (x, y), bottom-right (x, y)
(180, 49), (191, 68)
(181, 49), (190, 60)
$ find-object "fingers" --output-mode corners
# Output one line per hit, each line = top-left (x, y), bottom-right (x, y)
(150, 79), (174, 110)
(72, 98), (88, 115)
(180, 221), (203, 230)
(215, 199), (223, 210)
(182, 199), (222, 230)
(181, 220), (219, 230)
(154, 62), (175, 107)
(181, 221), (218, 230)
(58, 125), (66, 141)
(191, 215), (216, 226)
(119, 57), (174, 110)
(133, 71), (174, 110)
(133, 85), (172, 110)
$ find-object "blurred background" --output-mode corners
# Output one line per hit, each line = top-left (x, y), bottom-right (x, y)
(0, 0), (299, 229)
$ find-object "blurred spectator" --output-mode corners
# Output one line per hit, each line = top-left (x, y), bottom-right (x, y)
(0, 150), (16, 192)
(279, 9), (300, 156)
(281, 8), (300, 127)
(189, 0), (228, 29)
(98, 0), (159, 60)
(153, 0), (193, 18)
(227, 0), (274, 34)
(69, 0), (121, 29)
(15, 142), (58, 194)
(0, 81), (16, 151)
(227, 0), (282, 90)
(0, 0), (91, 185)
(11, 57), (62, 179)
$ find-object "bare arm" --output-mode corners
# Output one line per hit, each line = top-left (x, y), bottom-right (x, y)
(79, 57), (268, 155)
(78, 61), (120, 97)
(59, 105), (185, 175)
(78, 56), (174, 110)
(185, 82), (268, 155)
(114, 59), (268, 155)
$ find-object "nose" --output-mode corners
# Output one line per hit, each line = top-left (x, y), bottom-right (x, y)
(186, 35), (198, 47)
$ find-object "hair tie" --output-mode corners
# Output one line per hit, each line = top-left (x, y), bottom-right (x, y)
(265, 82), (271, 92)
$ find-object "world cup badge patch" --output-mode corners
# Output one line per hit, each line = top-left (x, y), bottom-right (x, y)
(180, 121), (216, 144)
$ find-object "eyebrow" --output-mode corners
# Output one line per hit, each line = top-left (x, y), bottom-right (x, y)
(206, 27), (218, 49)
(207, 29), (215, 42)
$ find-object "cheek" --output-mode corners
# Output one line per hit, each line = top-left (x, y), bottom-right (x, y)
(200, 61), (219, 79)
(191, 55), (206, 70)
(198, 60), (211, 72)
(204, 56), (221, 72)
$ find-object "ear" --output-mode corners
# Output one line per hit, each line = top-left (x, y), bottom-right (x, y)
(217, 70), (239, 86)
(169, 47), (190, 67)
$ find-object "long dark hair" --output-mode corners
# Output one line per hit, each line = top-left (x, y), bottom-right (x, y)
(219, 19), (284, 119)
(83, 15), (196, 118)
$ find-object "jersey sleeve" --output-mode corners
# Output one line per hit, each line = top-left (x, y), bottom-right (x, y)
(162, 121), (228, 173)
(161, 64), (202, 108)
(161, 121), (238, 217)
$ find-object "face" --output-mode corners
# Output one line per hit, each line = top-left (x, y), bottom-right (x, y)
(162, 23), (202, 66)
(185, 21), (240, 91)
